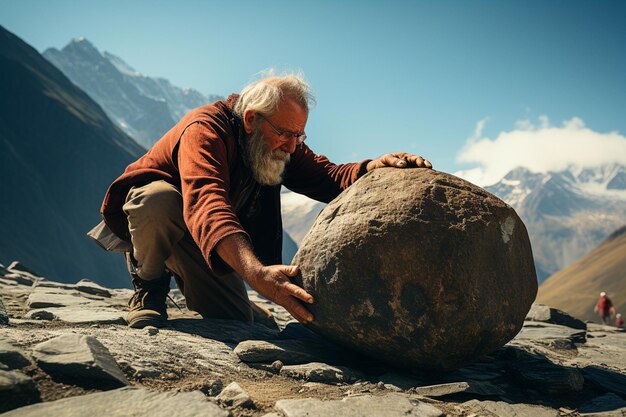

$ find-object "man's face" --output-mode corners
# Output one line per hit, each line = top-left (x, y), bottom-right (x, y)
(244, 99), (308, 185)
(258, 98), (308, 154)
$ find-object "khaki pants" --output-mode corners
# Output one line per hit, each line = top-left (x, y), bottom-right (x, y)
(122, 180), (253, 322)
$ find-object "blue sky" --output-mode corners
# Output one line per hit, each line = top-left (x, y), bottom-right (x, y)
(2, 0), (625, 183)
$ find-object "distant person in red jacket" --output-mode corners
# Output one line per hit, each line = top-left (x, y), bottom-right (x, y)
(616, 313), (624, 329)
(89, 72), (432, 329)
(594, 292), (615, 325)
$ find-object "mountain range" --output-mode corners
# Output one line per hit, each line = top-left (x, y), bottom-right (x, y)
(43, 38), (221, 148)
(485, 164), (626, 282)
(0, 26), (144, 287)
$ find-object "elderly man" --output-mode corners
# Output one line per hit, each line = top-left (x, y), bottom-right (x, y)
(89, 74), (431, 329)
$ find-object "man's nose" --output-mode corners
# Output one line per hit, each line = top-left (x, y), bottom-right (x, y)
(280, 136), (297, 154)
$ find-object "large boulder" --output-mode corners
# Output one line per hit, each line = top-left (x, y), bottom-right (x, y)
(293, 168), (537, 370)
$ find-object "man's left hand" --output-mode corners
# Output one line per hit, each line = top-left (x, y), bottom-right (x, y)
(366, 152), (432, 172)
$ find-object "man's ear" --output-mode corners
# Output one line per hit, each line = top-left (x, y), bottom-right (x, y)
(243, 109), (255, 134)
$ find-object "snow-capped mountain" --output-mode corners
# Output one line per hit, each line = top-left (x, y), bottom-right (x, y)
(485, 164), (626, 282)
(43, 38), (221, 148)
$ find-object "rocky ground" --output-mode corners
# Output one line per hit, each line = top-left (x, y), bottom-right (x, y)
(1, 261), (625, 417)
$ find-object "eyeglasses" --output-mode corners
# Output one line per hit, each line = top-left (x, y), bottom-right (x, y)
(259, 115), (307, 144)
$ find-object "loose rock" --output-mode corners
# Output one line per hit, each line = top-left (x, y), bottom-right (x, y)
(145, 326), (159, 336)
(26, 288), (108, 309)
(0, 369), (40, 413)
(378, 371), (425, 390)
(461, 399), (559, 417)
(216, 381), (254, 409)
(526, 304), (587, 330)
(32, 334), (129, 388)
(2, 273), (36, 287)
(293, 169), (537, 370)
(0, 339), (31, 369)
(412, 381), (505, 397)
(234, 339), (347, 365)
(74, 279), (111, 297)
(515, 322), (586, 345)
(280, 362), (362, 384)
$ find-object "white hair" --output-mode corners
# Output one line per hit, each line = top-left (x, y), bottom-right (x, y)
(233, 71), (315, 118)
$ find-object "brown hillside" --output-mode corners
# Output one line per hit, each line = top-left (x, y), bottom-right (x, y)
(537, 225), (626, 322)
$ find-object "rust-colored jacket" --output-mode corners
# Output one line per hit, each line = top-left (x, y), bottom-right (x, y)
(101, 95), (369, 273)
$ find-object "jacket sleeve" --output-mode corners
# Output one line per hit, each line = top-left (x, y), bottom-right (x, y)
(177, 121), (249, 273)
(283, 144), (371, 203)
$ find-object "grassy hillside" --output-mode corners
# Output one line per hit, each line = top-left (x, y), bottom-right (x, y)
(537, 225), (626, 322)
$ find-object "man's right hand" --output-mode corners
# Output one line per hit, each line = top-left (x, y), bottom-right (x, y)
(247, 264), (314, 324)
(215, 233), (314, 324)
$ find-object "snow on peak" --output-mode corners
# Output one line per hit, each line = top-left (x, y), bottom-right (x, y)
(103, 51), (141, 77)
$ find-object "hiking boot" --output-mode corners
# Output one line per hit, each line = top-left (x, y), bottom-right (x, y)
(125, 252), (171, 329)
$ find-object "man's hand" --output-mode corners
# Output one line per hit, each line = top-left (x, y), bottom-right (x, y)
(366, 152), (432, 172)
(215, 233), (314, 324)
(247, 265), (314, 324)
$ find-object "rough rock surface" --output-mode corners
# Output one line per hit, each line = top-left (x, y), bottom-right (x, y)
(293, 168), (537, 370)
(275, 394), (444, 417)
(1, 261), (626, 416)
(2, 387), (229, 416)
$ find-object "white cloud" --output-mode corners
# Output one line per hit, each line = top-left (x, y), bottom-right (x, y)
(455, 116), (626, 186)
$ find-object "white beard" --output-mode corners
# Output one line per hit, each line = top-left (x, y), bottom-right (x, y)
(245, 128), (291, 186)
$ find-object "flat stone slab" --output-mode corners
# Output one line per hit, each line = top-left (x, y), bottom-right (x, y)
(0, 369), (32, 390)
(234, 339), (349, 365)
(412, 381), (505, 397)
(0, 339), (31, 369)
(280, 362), (363, 384)
(526, 304), (586, 330)
(275, 393), (444, 417)
(33, 281), (74, 290)
(460, 400), (559, 417)
(377, 372), (427, 390)
(507, 353), (584, 394)
(2, 273), (36, 287)
(74, 279), (111, 297)
(515, 321), (586, 344)
(32, 334), (129, 388)
(26, 289), (108, 309)
(26, 307), (125, 324)
(582, 365), (626, 395)
(1, 387), (229, 416)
